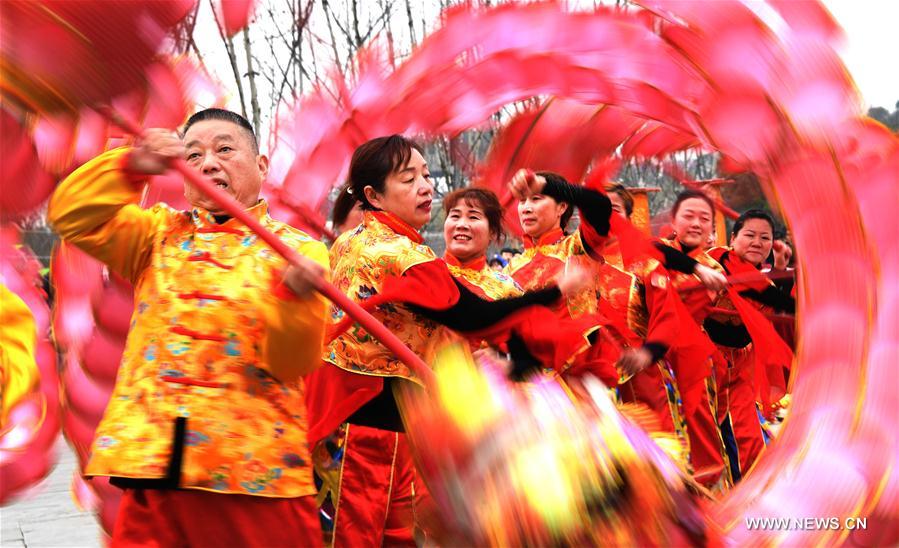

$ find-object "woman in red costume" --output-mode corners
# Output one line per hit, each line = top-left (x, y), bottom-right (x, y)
(597, 184), (698, 457)
(305, 136), (603, 547)
(655, 189), (734, 491)
(443, 187), (521, 300)
(504, 170), (608, 318)
(440, 187), (603, 381)
(504, 170), (684, 382)
(706, 209), (795, 481)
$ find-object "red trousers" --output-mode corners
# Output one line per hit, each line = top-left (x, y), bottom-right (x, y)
(332, 424), (423, 548)
(111, 488), (321, 547)
(618, 363), (677, 433)
(682, 376), (732, 491)
(717, 345), (766, 477)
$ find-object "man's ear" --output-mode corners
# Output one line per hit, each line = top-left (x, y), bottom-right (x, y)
(256, 154), (270, 179)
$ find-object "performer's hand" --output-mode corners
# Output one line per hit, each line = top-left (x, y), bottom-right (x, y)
(508, 169), (546, 200)
(772, 240), (792, 271)
(126, 129), (184, 175)
(694, 263), (727, 292)
(556, 263), (590, 298)
(282, 255), (325, 298)
(473, 347), (513, 375)
(617, 347), (653, 377)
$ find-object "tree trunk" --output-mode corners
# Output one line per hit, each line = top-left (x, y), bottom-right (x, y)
(405, 0), (417, 47)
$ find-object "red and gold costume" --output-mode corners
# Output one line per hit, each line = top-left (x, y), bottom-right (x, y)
(658, 238), (724, 321)
(324, 212), (456, 384)
(307, 212), (619, 546)
(48, 148), (328, 543)
(445, 253), (523, 359)
(707, 246), (794, 479)
(308, 212), (457, 439)
(441, 253), (607, 387)
(308, 211), (451, 547)
(504, 228), (627, 384)
(505, 227), (603, 319)
(656, 238), (732, 491)
(596, 251), (688, 452)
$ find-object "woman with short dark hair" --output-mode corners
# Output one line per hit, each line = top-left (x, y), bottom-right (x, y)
(504, 169), (613, 319)
(705, 209), (795, 482)
(652, 189), (735, 491)
(442, 187), (520, 299)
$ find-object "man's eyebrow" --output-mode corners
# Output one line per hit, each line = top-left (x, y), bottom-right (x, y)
(184, 134), (235, 149)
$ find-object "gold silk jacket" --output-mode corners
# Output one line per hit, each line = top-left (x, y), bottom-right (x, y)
(47, 148), (329, 498)
(324, 212), (455, 385)
(445, 254), (522, 301)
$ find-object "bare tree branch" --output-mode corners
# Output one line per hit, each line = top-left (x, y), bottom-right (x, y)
(323, 0), (355, 55)
(243, 28), (262, 135)
(171, 2), (202, 55)
(322, 0), (351, 77)
(209, 0), (249, 120)
(359, 1), (394, 44)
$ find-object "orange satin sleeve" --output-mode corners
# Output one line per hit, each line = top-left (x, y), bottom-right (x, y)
(0, 285), (39, 426)
(47, 147), (165, 285)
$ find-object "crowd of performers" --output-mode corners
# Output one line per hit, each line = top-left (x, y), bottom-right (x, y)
(26, 107), (795, 546)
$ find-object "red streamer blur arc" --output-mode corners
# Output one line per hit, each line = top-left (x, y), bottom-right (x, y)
(271, 2), (897, 542)
(0, 1), (895, 543)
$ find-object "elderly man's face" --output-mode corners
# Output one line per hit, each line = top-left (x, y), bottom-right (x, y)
(182, 119), (269, 214)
